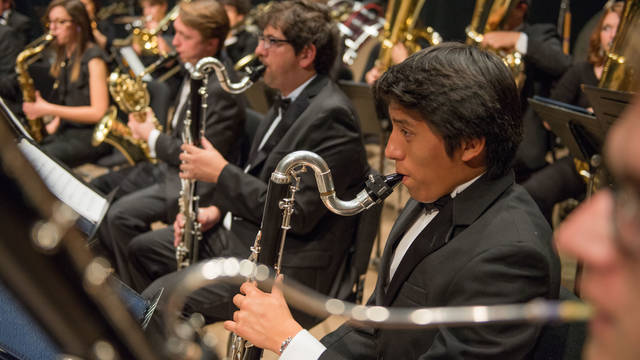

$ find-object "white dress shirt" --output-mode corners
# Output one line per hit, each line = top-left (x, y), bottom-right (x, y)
(222, 74), (317, 231)
(281, 174), (484, 359)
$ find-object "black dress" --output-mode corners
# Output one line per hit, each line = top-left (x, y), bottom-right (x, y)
(41, 44), (111, 168)
(522, 61), (598, 223)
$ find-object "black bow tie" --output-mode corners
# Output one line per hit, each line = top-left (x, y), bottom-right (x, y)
(274, 95), (291, 115)
(421, 194), (451, 212)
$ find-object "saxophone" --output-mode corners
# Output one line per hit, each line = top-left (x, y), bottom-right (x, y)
(230, 151), (403, 360)
(16, 33), (54, 142)
(92, 52), (177, 165)
(175, 57), (265, 270)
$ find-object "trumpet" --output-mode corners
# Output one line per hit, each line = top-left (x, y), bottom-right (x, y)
(132, 1), (189, 57)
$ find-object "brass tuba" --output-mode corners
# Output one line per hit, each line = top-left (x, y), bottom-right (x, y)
(599, 0), (639, 92)
(466, 0), (526, 88)
(376, 0), (442, 72)
(92, 52), (177, 165)
(15, 33), (54, 142)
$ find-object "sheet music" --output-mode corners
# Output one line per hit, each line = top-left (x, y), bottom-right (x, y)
(17, 139), (108, 224)
(0, 97), (33, 140)
(119, 46), (153, 82)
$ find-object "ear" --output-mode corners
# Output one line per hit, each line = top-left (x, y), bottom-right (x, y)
(206, 37), (220, 56)
(297, 43), (317, 70)
(460, 137), (486, 162)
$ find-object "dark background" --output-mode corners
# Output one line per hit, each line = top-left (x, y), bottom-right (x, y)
(16, 0), (610, 56)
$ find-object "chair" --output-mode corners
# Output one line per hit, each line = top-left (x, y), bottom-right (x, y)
(328, 171), (384, 304)
(532, 287), (587, 360)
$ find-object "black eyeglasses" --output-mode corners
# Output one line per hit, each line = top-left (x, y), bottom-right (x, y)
(47, 19), (73, 28)
(258, 34), (291, 50)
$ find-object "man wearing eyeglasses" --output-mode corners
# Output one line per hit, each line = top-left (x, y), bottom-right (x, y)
(131, 0), (369, 343)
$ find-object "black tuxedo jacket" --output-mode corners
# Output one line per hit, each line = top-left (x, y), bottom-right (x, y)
(155, 54), (245, 219)
(320, 171), (560, 359)
(211, 75), (369, 306)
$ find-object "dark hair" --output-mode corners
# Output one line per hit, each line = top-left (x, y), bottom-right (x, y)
(45, 0), (94, 82)
(179, 0), (230, 42)
(257, 0), (339, 75)
(218, 0), (251, 15)
(373, 43), (522, 179)
(138, 0), (167, 6)
(588, 1), (624, 66)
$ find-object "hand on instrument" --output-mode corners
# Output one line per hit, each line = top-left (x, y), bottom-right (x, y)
(179, 137), (228, 183)
(172, 206), (221, 247)
(46, 116), (61, 135)
(391, 42), (410, 65)
(364, 64), (383, 86)
(224, 275), (303, 355)
(481, 31), (522, 51)
(22, 91), (51, 120)
(128, 109), (156, 142)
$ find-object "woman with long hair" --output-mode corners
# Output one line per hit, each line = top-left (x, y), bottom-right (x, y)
(22, 0), (110, 167)
(523, 1), (624, 224)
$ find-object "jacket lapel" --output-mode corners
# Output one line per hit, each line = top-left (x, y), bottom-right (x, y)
(246, 75), (328, 173)
(380, 171), (516, 306)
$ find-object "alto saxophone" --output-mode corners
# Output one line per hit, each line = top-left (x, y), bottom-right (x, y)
(175, 57), (265, 270)
(16, 33), (54, 142)
(230, 151), (402, 360)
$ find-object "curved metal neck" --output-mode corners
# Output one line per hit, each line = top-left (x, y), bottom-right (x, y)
(272, 151), (402, 216)
(192, 56), (264, 94)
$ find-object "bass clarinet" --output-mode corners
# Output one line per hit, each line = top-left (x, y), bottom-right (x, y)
(229, 151), (403, 360)
(176, 57), (265, 270)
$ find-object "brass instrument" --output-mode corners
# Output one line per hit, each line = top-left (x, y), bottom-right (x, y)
(599, 0), (639, 91)
(92, 53), (177, 165)
(229, 151), (402, 360)
(466, 0), (526, 88)
(132, 1), (190, 57)
(15, 33), (54, 143)
(175, 56), (265, 270)
(376, 0), (442, 72)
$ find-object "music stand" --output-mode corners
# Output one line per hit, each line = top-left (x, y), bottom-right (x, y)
(0, 96), (112, 240)
(529, 96), (602, 163)
(581, 84), (634, 133)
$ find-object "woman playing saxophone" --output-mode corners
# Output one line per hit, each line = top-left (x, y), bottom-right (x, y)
(22, 0), (110, 167)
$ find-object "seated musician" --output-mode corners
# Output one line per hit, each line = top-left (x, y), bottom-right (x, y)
(21, 0), (112, 168)
(523, 2), (623, 222)
(130, 0), (369, 343)
(219, 0), (258, 64)
(94, 0), (245, 287)
(225, 43), (561, 359)
(481, 0), (572, 180)
(132, 0), (172, 57)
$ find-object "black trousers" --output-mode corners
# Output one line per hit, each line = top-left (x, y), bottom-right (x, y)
(42, 127), (111, 168)
(137, 225), (250, 345)
(98, 182), (174, 286)
(523, 156), (585, 224)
